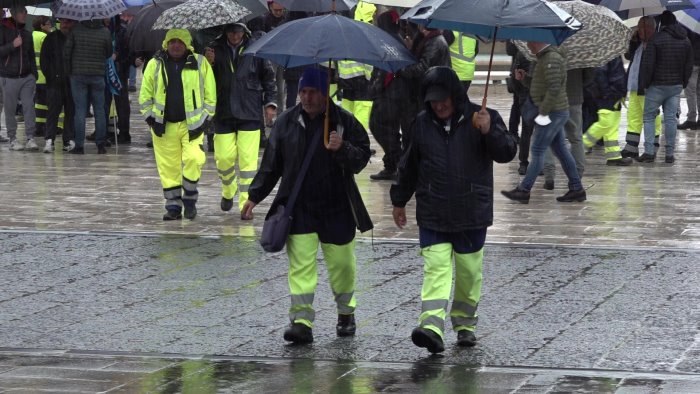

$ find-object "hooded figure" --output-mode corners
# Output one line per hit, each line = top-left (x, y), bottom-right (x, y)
(391, 66), (517, 354)
(139, 28), (216, 220)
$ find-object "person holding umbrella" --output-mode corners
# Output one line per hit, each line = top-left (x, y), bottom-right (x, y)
(204, 22), (277, 217)
(391, 66), (517, 353)
(242, 67), (373, 344)
(139, 29), (216, 220)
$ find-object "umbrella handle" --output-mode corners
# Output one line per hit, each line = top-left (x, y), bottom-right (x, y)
(324, 60), (332, 148)
(473, 27), (498, 128)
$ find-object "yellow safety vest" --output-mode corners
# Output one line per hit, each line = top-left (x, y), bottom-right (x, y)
(33, 30), (47, 84)
(449, 31), (477, 82)
(139, 53), (216, 130)
(354, 1), (376, 24)
(339, 2), (375, 82)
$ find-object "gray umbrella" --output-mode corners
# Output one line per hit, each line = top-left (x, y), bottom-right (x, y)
(152, 0), (252, 30)
(515, 0), (631, 70)
(53, 0), (127, 21)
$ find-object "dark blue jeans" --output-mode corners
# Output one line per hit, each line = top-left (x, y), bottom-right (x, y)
(71, 75), (106, 148)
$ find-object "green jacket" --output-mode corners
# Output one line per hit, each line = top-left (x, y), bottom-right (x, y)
(529, 45), (568, 115)
(63, 20), (112, 76)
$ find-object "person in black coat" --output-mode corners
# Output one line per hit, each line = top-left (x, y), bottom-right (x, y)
(391, 66), (517, 353)
(243, 68), (372, 345)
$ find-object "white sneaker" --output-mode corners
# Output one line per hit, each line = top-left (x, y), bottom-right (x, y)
(9, 139), (24, 151)
(63, 140), (76, 152)
(43, 139), (54, 153)
(25, 138), (39, 151)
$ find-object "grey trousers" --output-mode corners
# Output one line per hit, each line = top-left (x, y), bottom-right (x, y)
(544, 104), (585, 182)
(684, 65), (700, 122)
(1, 74), (36, 141)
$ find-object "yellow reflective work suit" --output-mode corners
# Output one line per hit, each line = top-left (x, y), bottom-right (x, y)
(33, 30), (48, 134)
(139, 51), (216, 211)
(623, 91), (662, 155)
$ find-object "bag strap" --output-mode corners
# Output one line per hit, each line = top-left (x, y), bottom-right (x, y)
(284, 126), (323, 216)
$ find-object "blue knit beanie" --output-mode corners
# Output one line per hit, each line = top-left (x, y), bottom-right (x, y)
(298, 68), (329, 96)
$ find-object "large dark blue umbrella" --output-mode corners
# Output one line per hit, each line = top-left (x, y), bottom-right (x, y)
(274, 0), (358, 12)
(244, 13), (415, 72)
(244, 13), (415, 146)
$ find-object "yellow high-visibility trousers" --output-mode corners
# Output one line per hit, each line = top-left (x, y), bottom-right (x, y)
(214, 130), (260, 211)
(152, 121), (206, 209)
(625, 92), (661, 154)
(584, 109), (624, 161)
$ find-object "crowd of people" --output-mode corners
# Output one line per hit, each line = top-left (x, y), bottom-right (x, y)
(0, 1), (695, 353)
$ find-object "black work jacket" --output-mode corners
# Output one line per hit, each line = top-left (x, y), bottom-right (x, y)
(391, 102), (517, 232)
(248, 103), (373, 233)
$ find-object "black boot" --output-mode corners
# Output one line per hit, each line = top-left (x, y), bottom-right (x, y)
(284, 323), (313, 344)
(370, 168), (397, 181)
(221, 197), (234, 212)
(411, 327), (444, 354)
(183, 202), (197, 220)
(457, 329), (477, 347)
(163, 209), (182, 221)
(336, 314), (356, 337)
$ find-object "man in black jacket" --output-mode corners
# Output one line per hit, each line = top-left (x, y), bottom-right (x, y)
(0, 6), (38, 151)
(205, 22), (277, 215)
(639, 11), (693, 164)
(41, 18), (76, 152)
(243, 67), (372, 345)
(391, 67), (517, 353)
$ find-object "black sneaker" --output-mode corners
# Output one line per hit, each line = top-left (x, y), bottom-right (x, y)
(411, 327), (444, 354)
(606, 157), (633, 166)
(184, 204), (197, 220)
(370, 168), (397, 181)
(336, 314), (356, 337)
(501, 187), (530, 203)
(620, 150), (639, 159)
(517, 163), (527, 175)
(163, 210), (182, 221)
(556, 189), (586, 202)
(283, 323), (313, 344)
(97, 144), (107, 154)
(69, 146), (85, 154)
(457, 330), (477, 347)
(221, 197), (234, 212)
(117, 134), (131, 144)
(543, 180), (554, 190)
(665, 155), (675, 164)
(678, 120), (697, 129)
(636, 153), (655, 163)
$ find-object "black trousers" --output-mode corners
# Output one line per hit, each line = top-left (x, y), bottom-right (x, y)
(45, 80), (74, 144)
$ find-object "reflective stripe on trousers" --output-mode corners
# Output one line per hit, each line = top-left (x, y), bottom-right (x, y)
(214, 130), (260, 210)
(287, 233), (356, 328)
(419, 244), (483, 338)
(152, 121), (206, 209)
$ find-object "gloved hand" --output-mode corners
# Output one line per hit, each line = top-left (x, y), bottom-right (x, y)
(146, 116), (166, 137)
(189, 118), (211, 141)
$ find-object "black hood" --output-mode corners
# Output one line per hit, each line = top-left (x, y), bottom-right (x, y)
(663, 24), (688, 40)
(420, 66), (467, 114)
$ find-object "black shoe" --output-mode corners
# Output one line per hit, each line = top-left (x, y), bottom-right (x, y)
(620, 150), (639, 159)
(543, 180), (554, 190)
(370, 168), (397, 181)
(184, 204), (197, 220)
(665, 155), (675, 164)
(103, 139), (112, 148)
(678, 120), (697, 129)
(517, 163), (527, 175)
(97, 144), (107, 154)
(86, 132), (96, 141)
(636, 153), (655, 163)
(221, 197), (234, 212)
(411, 327), (444, 354)
(284, 323), (313, 344)
(162, 210), (182, 221)
(457, 330), (477, 347)
(606, 157), (633, 166)
(117, 134), (131, 144)
(501, 187), (530, 203)
(69, 147), (84, 154)
(336, 314), (356, 337)
(556, 189), (586, 202)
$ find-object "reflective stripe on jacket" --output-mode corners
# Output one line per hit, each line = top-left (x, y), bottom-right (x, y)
(449, 32), (477, 81)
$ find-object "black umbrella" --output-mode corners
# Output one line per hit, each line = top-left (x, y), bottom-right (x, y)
(126, 0), (184, 57)
(0, 0), (44, 7)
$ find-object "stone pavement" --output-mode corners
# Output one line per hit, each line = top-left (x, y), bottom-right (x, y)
(0, 84), (699, 392)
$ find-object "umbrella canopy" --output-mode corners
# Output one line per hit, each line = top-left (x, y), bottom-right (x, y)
(515, 1), (631, 69)
(151, 0), (251, 30)
(401, 0), (582, 45)
(127, 0), (184, 55)
(243, 13), (415, 72)
(675, 0), (700, 32)
(53, 0), (127, 21)
(599, 0), (693, 11)
(273, 0), (358, 12)
(0, 0), (44, 7)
